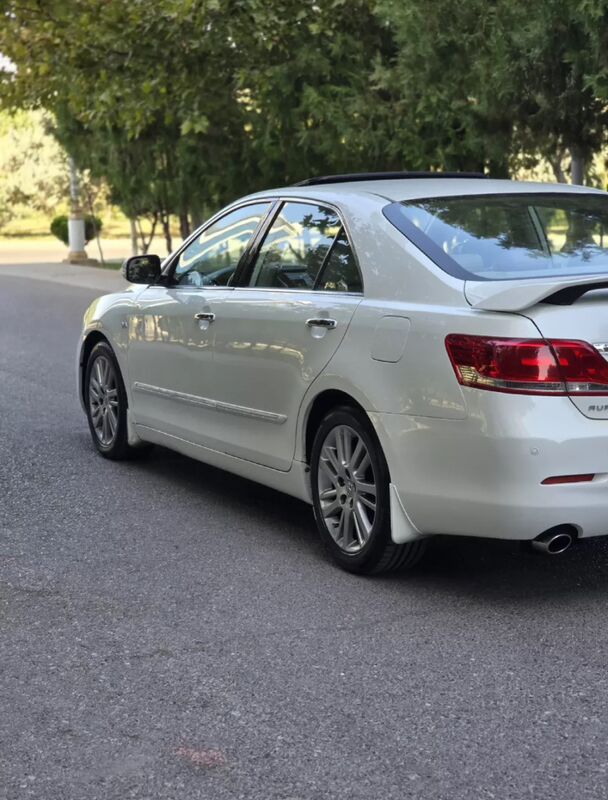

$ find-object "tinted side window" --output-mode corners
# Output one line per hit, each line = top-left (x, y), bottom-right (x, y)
(174, 202), (270, 286)
(249, 202), (341, 289)
(316, 228), (362, 293)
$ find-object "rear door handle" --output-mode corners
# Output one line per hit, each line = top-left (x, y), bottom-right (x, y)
(194, 312), (215, 322)
(306, 318), (337, 329)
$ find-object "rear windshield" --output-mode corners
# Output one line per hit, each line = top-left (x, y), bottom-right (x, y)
(383, 193), (608, 281)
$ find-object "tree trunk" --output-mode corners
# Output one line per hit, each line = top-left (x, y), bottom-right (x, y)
(549, 157), (567, 184)
(161, 212), (172, 254)
(179, 211), (191, 241)
(129, 218), (139, 256)
(190, 211), (204, 232)
(570, 147), (585, 185)
(136, 213), (158, 254)
(84, 184), (104, 264)
(486, 158), (510, 179)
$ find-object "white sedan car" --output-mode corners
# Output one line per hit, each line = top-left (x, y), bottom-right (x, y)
(78, 172), (608, 573)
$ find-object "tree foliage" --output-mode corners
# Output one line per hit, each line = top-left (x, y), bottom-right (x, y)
(50, 213), (102, 245)
(0, 109), (68, 228)
(1, 0), (607, 246)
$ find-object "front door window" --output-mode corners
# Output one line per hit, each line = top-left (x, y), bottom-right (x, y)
(174, 202), (270, 287)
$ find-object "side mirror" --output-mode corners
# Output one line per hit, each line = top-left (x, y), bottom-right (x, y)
(122, 254), (162, 284)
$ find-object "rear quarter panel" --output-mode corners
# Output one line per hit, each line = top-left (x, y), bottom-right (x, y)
(317, 197), (546, 420)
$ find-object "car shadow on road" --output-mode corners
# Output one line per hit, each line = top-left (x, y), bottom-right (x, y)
(124, 443), (608, 604)
(132, 443), (321, 546)
(393, 533), (608, 604)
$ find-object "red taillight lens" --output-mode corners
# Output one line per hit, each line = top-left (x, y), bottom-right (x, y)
(541, 474), (595, 485)
(445, 335), (608, 395)
(551, 340), (608, 393)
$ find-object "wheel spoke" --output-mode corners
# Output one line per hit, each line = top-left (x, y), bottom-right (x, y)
(358, 493), (376, 512)
(352, 508), (366, 546)
(337, 507), (351, 547)
(319, 456), (338, 482)
(336, 427), (352, 468)
(101, 414), (109, 443)
(101, 358), (110, 386)
(322, 499), (341, 519)
(355, 501), (373, 539)
(107, 407), (118, 436)
(324, 445), (341, 476)
(89, 380), (102, 400)
(348, 437), (365, 472)
(95, 359), (105, 388)
(356, 480), (376, 498)
(353, 451), (371, 478)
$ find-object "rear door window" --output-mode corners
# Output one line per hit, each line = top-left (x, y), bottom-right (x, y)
(316, 228), (362, 293)
(248, 202), (357, 290)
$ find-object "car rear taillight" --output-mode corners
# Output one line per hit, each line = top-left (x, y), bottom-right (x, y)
(445, 334), (608, 395)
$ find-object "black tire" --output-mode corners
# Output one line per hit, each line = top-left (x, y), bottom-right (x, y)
(310, 405), (428, 575)
(84, 341), (148, 460)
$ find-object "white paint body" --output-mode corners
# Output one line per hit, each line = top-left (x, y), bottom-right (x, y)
(78, 178), (608, 544)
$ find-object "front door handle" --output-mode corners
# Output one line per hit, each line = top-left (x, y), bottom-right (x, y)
(194, 312), (215, 322)
(306, 318), (337, 329)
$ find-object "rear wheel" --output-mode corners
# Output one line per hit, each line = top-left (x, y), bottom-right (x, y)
(310, 406), (427, 574)
(85, 341), (146, 460)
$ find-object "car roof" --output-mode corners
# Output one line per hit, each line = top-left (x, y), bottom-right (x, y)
(242, 177), (606, 206)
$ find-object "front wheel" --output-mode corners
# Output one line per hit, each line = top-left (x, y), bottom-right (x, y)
(310, 406), (427, 574)
(85, 341), (147, 460)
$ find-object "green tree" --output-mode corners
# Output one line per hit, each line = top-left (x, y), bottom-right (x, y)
(0, 109), (68, 230)
(0, 0), (254, 249)
(490, 0), (608, 184)
(2, 0), (608, 220)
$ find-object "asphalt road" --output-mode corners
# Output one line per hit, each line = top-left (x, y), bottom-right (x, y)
(3, 274), (608, 800)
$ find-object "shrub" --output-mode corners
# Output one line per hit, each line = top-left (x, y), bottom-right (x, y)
(50, 214), (103, 245)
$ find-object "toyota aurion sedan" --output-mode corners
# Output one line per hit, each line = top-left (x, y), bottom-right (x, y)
(78, 172), (608, 573)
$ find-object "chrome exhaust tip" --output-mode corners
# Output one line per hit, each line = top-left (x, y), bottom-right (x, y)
(532, 526), (575, 555)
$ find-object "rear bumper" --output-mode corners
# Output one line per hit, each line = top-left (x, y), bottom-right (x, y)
(371, 391), (608, 541)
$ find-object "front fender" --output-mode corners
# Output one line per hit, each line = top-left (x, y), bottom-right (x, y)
(76, 290), (141, 412)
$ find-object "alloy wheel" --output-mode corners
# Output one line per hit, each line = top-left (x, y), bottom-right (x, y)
(317, 424), (377, 554)
(88, 355), (119, 447)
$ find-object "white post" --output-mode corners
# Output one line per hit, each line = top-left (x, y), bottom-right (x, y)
(65, 157), (94, 264)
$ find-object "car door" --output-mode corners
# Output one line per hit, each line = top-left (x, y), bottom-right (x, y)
(127, 201), (272, 443)
(206, 199), (364, 470)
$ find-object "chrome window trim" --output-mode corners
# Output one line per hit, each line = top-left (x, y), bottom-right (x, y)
(162, 285), (236, 292)
(219, 287), (363, 296)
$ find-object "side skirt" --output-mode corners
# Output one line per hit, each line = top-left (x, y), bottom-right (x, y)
(136, 424), (312, 503)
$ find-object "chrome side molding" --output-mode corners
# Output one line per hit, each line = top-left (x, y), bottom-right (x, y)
(132, 382), (287, 424)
